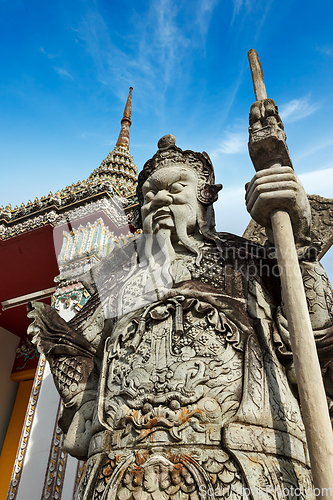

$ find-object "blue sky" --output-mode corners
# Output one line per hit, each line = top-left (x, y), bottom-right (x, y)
(1, 0), (333, 271)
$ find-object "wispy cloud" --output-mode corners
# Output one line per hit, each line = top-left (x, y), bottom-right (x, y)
(279, 95), (319, 123)
(212, 128), (247, 157)
(231, 0), (247, 20)
(231, 0), (271, 24)
(40, 47), (58, 59)
(316, 44), (333, 57)
(230, 0), (273, 46)
(76, 0), (219, 112)
(294, 138), (333, 163)
(143, 0), (191, 87)
(54, 67), (74, 80)
(196, 0), (220, 37)
(299, 166), (333, 198)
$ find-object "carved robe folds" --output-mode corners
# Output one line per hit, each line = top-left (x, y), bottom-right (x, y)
(29, 235), (331, 500)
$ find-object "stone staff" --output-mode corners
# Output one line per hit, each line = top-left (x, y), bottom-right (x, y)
(248, 48), (333, 495)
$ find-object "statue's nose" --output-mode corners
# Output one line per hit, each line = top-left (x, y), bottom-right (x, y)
(151, 190), (172, 207)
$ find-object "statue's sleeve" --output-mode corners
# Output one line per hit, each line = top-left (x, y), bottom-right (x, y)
(275, 257), (333, 412)
(300, 260), (333, 403)
(27, 301), (100, 441)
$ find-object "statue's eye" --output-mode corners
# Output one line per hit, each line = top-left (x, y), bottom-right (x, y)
(170, 183), (185, 194)
(144, 190), (156, 202)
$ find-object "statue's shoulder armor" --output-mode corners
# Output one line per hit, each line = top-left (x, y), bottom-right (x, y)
(213, 232), (280, 301)
(214, 231), (268, 260)
(68, 236), (142, 331)
(80, 234), (142, 293)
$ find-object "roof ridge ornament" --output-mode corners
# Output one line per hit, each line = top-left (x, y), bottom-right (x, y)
(116, 87), (133, 149)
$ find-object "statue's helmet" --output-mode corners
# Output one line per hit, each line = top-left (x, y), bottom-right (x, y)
(135, 135), (222, 228)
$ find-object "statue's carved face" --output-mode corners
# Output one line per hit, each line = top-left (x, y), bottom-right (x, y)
(141, 166), (198, 236)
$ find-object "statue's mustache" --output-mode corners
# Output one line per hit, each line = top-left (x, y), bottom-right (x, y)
(152, 207), (172, 222)
(170, 206), (202, 265)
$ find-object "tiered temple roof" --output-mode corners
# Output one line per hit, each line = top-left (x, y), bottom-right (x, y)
(89, 145), (137, 197)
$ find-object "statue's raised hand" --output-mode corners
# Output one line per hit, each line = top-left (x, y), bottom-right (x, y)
(249, 98), (284, 132)
(245, 165), (311, 246)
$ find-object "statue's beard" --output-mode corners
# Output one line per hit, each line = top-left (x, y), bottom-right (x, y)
(114, 205), (205, 317)
(142, 205), (202, 266)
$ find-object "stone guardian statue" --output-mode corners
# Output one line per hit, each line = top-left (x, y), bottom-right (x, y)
(28, 124), (333, 500)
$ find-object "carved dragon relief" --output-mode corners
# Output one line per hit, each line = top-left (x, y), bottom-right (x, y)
(98, 296), (243, 449)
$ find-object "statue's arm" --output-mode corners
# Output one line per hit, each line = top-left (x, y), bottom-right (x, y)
(245, 101), (333, 411)
(244, 136), (333, 332)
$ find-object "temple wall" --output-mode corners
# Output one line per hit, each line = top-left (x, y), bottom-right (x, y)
(0, 327), (19, 453)
(61, 456), (80, 500)
(15, 364), (59, 500)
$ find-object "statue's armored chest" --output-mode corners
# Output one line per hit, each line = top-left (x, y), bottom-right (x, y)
(98, 298), (244, 449)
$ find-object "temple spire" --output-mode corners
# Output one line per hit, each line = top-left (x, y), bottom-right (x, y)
(88, 86), (137, 196)
(116, 87), (133, 149)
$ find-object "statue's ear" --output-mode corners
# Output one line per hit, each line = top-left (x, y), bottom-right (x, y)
(211, 183), (223, 197)
(199, 183), (223, 205)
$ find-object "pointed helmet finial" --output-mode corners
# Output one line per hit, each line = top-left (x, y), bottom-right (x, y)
(116, 87), (133, 149)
